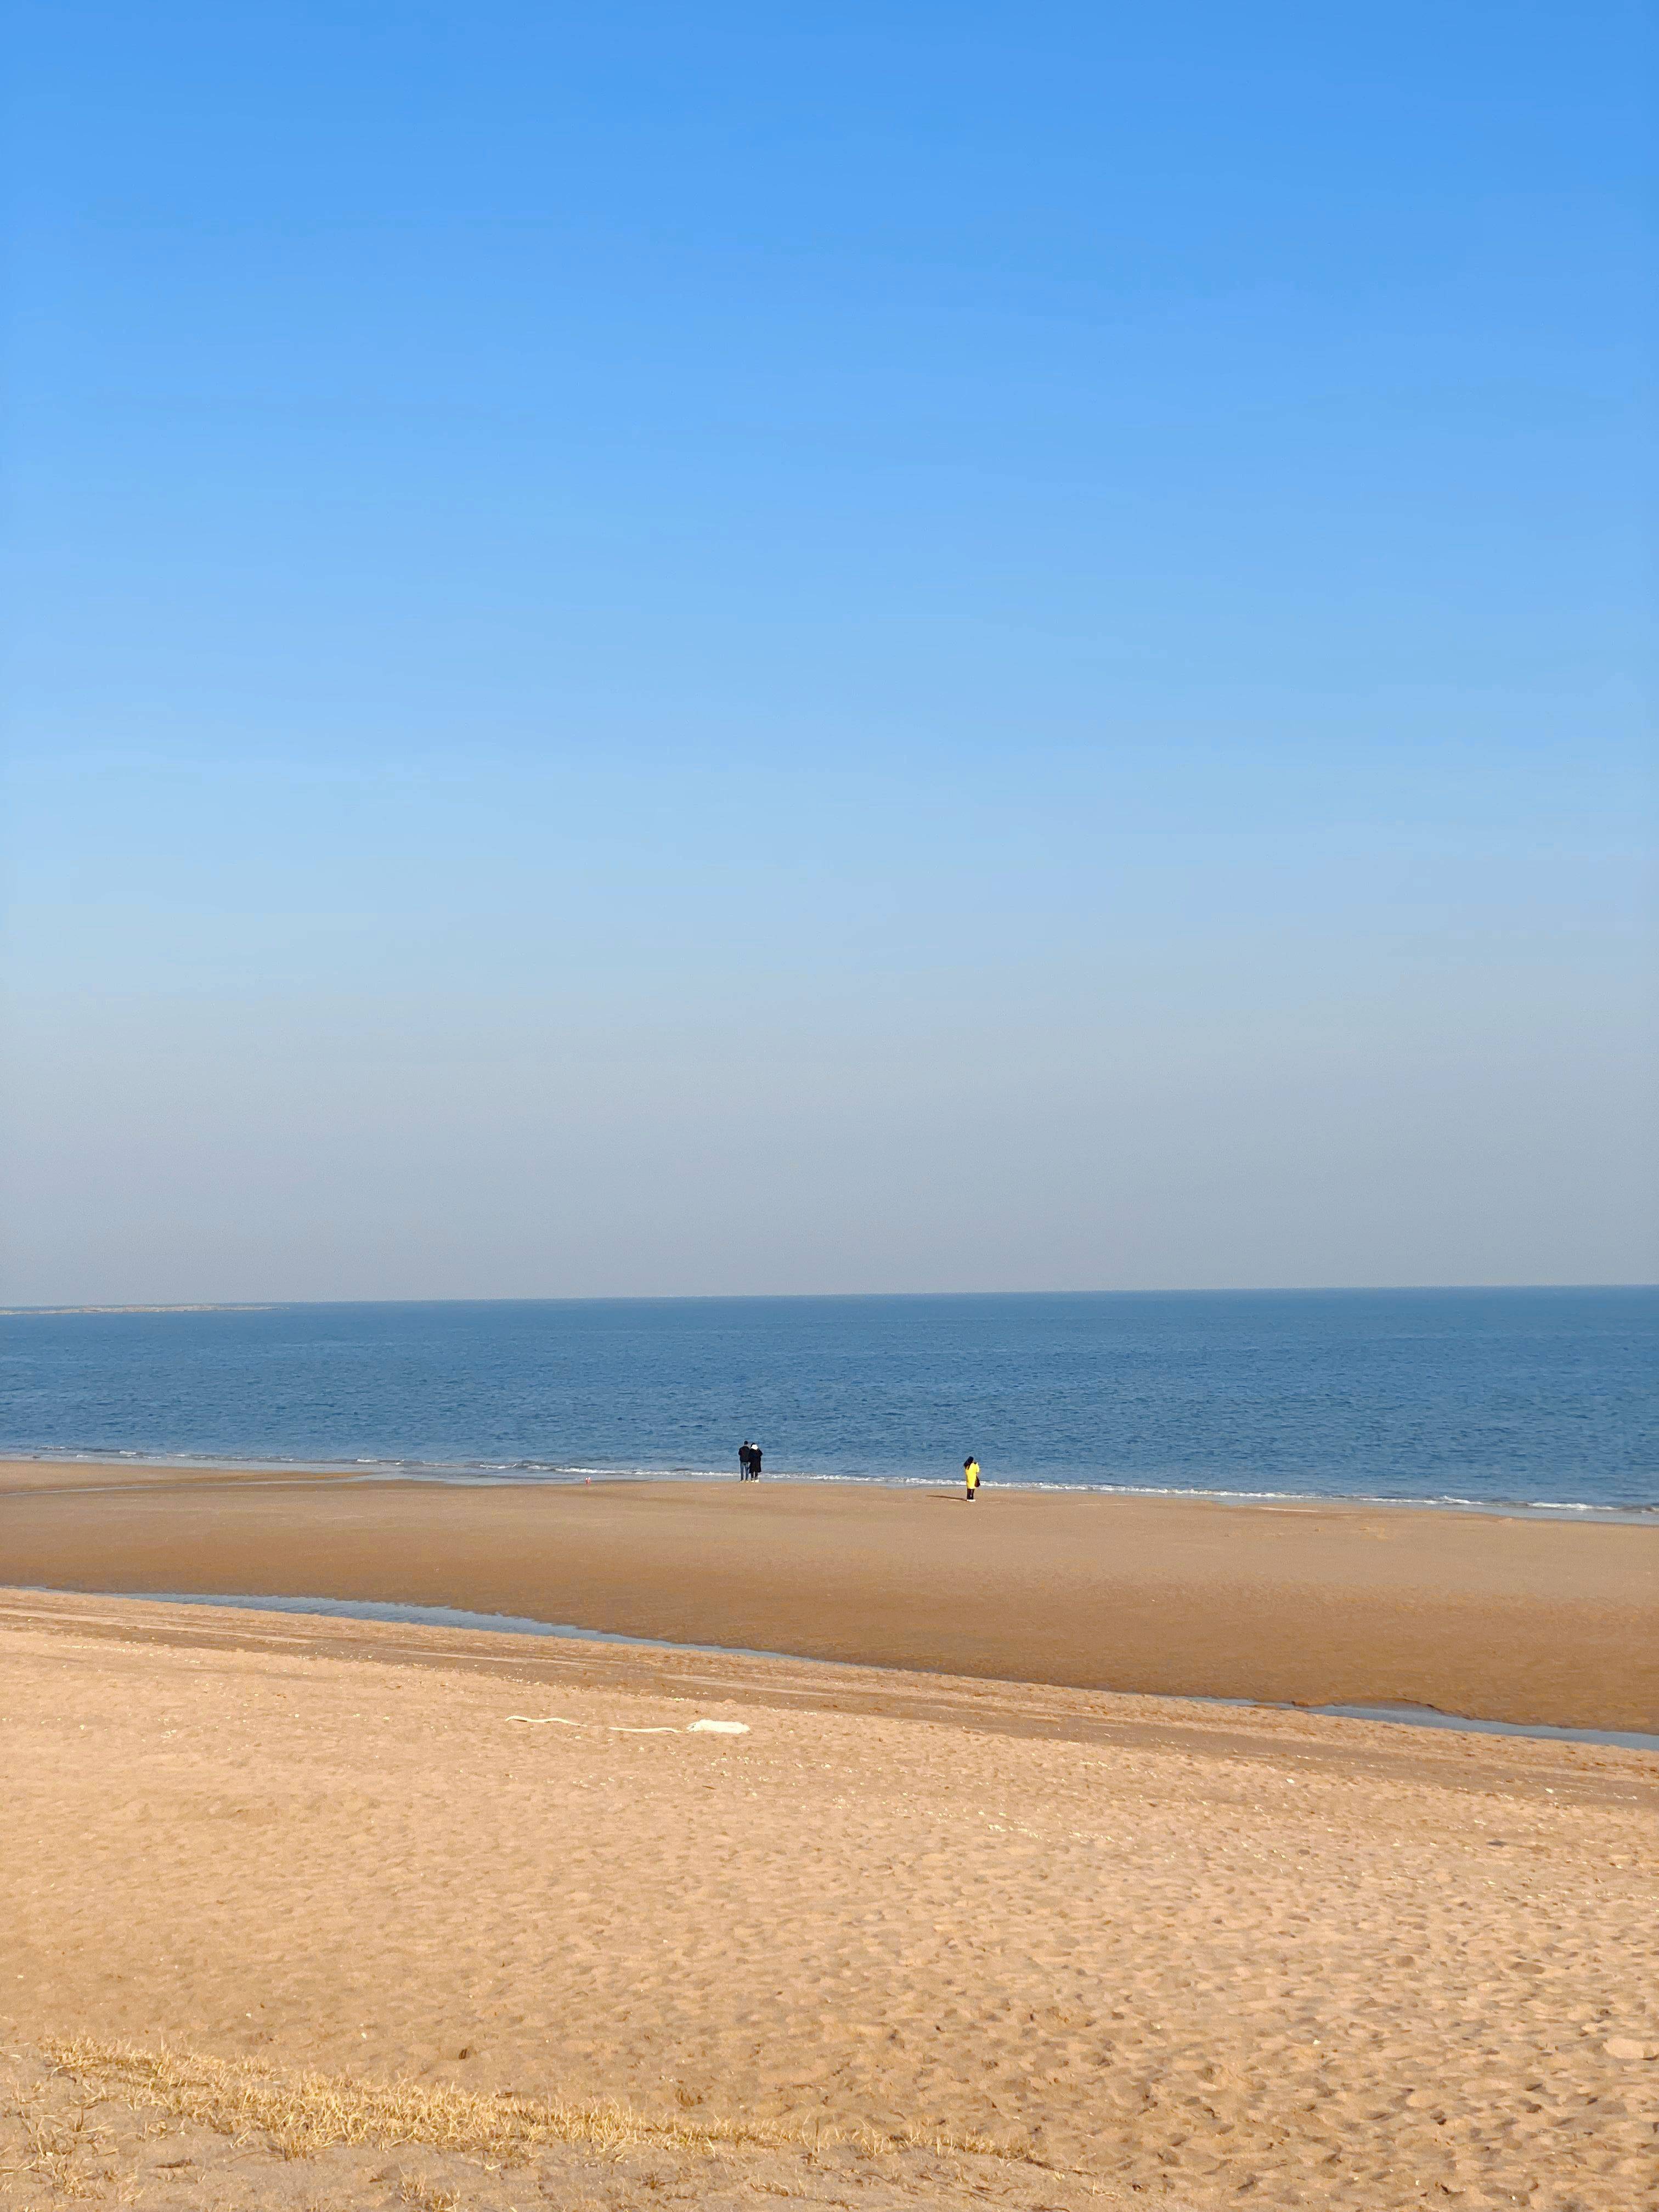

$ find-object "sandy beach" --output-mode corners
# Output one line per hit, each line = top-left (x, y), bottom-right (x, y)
(2, 1585), (1656, 2212)
(2, 1459), (1656, 1729)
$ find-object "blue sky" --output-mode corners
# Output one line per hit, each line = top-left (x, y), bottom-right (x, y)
(3, 3), (1654, 1299)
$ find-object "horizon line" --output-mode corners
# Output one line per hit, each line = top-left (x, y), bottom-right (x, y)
(3, 1282), (1655, 1317)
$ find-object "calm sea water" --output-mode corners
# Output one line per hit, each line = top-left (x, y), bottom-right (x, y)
(1, 1290), (1654, 1517)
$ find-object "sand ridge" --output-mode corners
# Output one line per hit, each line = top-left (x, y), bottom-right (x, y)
(3, 1591), (1656, 2210)
(3, 1462), (1656, 1730)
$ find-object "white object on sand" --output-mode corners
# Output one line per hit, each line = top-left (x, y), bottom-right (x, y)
(505, 1714), (749, 1735)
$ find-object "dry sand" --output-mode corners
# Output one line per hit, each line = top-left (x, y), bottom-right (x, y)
(3, 1462), (1656, 1730)
(2, 1588), (1656, 2212)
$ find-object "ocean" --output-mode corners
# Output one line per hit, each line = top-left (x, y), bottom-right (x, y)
(2, 1288), (1654, 1517)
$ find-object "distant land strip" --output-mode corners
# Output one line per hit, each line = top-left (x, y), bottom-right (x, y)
(0, 1305), (275, 1317)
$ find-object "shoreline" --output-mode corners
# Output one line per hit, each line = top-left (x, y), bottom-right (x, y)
(1, 1449), (1652, 1522)
(4, 1458), (1655, 1731)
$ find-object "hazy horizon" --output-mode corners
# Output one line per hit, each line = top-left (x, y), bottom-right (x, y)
(4, 1284), (1656, 1317)
(4, 5), (1654, 1307)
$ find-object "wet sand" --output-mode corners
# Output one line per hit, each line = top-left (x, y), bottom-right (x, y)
(2, 1459), (1655, 1729)
(2, 1588), (1655, 2212)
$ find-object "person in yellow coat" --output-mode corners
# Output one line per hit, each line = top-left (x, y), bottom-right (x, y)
(963, 1455), (981, 1502)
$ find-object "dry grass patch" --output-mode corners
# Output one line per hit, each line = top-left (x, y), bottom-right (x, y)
(0, 2080), (111, 2196)
(396, 2183), (462, 2212)
(40, 2040), (1034, 2170)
